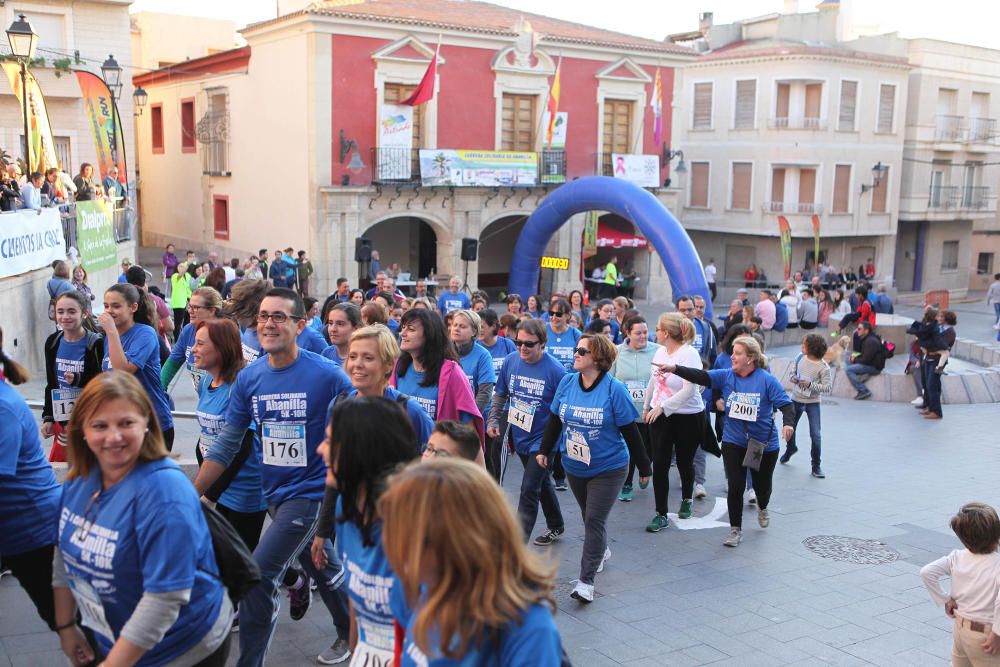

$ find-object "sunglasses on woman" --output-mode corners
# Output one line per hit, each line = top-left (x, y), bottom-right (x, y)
(574, 347), (590, 356)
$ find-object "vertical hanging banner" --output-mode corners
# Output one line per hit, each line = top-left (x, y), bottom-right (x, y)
(778, 215), (792, 280)
(811, 214), (821, 266)
(75, 200), (117, 270)
(74, 70), (126, 184)
(378, 103), (414, 180)
(1, 63), (59, 172)
(582, 211), (599, 260)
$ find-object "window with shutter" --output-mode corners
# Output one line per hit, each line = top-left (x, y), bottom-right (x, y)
(877, 84), (895, 133)
(871, 165), (889, 212)
(151, 104), (164, 153)
(775, 83), (790, 126)
(832, 165), (851, 213)
(384, 83), (423, 148)
(804, 84), (822, 128)
(799, 169), (817, 211)
(690, 162), (709, 207)
(693, 82), (713, 129)
(839, 80), (857, 131)
(502, 94), (536, 151)
(181, 98), (196, 153)
(770, 168), (786, 211)
(731, 162), (752, 209)
(734, 80), (756, 129)
(602, 99), (634, 155)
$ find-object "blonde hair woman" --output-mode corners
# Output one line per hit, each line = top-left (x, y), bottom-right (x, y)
(642, 312), (705, 532)
(380, 459), (563, 665)
(654, 335), (795, 548)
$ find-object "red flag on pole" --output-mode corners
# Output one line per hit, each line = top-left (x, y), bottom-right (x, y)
(402, 38), (440, 107)
(545, 57), (562, 149)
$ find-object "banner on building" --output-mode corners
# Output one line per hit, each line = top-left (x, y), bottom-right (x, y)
(582, 211), (599, 260)
(75, 200), (117, 270)
(811, 214), (821, 269)
(378, 104), (414, 180)
(778, 215), (792, 280)
(419, 149), (537, 187)
(74, 70), (127, 184)
(540, 111), (568, 150)
(611, 153), (660, 188)
(1, 63), (59, 173)
(0, 208), (65, 278)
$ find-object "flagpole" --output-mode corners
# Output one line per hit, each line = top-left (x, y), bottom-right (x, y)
(538, 54), (561, 153)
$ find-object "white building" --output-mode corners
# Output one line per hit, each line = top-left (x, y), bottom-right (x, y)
(669, 7), (910, 293)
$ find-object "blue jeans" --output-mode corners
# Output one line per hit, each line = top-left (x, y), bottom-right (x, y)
(994, 302), (1000, 321)
(845, 363), (879, 393)
(517, 452), (564, 541)
(789, 401), (822, 467)
(237, 498), (350, 667)
(923, 360), (943, 416)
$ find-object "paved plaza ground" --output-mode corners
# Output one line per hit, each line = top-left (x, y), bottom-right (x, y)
(3, 288), (998, 666)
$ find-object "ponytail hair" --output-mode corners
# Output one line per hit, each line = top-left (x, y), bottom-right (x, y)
(0, 327), (30, 385)
(105, 283), (158, 330)
(657, 312), (695, 345)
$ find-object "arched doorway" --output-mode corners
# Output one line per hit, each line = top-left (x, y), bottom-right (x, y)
(509, 176), (712, 316)
(362, 216), (438, 285)
(477, 215), (527, 300)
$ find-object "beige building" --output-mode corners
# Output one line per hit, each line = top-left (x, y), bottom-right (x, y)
(669, 7), (910, 293)
(130, 11), (238, 71)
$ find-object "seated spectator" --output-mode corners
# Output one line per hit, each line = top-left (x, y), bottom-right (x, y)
(102, 165), (126, 208)
(845, 320), (884, 400)
(873, 285), (894, 314)
(755, 290), (776, 331)
(18, 171), (43, 210)
(41, 168), (64, 204)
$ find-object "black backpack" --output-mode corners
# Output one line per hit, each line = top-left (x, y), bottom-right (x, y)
(201, 502), (262, 603)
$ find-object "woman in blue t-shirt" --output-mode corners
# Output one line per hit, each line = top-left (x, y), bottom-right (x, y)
(446, 309), (495, 416)
(312, 396), (420, 663)
(525, 294), (544, 319)
(478, 308), (516, 376)
(537, 333), (650, 603)
(161, 286), (222, 393)
(192, 318), (267, 552)
(658, 335), (795, 548)
(321, 301), (362, 366)
(53, 372), (232, 666)
(380, 459), (563, 666)
(98, 284), (175, 450)
(42, 291), (104, 462)
(569, 290), (590, 330)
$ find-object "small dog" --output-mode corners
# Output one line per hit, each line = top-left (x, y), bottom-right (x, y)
(824, 336), (851, 367)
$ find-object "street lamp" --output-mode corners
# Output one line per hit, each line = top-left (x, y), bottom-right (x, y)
(6, 14), (37, 170)
(861, 161), (888, 194)
(133, 85), (148, 116)
(101, 54), (123, 164)
(668, 149), (687, 174)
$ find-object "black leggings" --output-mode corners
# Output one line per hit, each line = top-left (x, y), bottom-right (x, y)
(216, 504), (267, 553)
(172, 308), (188, 340)
(624, 421), (652, 486)
(650, 412), (703, 514)
(722, 443), (779, 528)
(163, 427), (175, 452)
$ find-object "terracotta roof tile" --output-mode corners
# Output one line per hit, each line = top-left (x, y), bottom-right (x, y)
(302, 0), (695, 55)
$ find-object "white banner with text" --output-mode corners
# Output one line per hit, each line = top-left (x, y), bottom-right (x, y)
(0, 208), (66, 278)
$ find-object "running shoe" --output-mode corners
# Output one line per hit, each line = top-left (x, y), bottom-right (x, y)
(854, 390), (872, 400)
(811, 466), (826, 478)
(596, 547), (611, 573)
(746, 488), (757, 505)
(533, 527), (565, 546)
(317, 639), (351, 664)
(678, 499), (693, 519)
(758, 508), (770, 528)
(553, 477), (569, 491)
(910, 396), (924, 405)
(287, 574), (312, 621)
(618, 485), (633, 502)
(638, 477), (650, 490)
(723, 527), (743, 547)
(645, 514), (670, 532)
(570, 581), (594, 603)
(779, 445), (798, 464)
(693, 483), (707, 499)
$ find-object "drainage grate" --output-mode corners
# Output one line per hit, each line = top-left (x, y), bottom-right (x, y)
(802, 535), (901, 565)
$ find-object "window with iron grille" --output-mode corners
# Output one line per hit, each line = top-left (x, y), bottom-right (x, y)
(198, 88), (230, 175)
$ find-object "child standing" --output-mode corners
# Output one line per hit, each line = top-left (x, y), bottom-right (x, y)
(920, 502), (1000, 666)
(780, 333), (832, 478)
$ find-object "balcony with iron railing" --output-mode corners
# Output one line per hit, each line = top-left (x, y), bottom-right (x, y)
(761, 201), (824, 214)
(928, 185), (993, 211)
(934, 115), (965, 142)
(966, 117), (997, 144)
(370, 148), (568, 186)
(767, 117), (827, 130)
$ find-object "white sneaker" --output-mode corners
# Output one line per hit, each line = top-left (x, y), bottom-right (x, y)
(910, 396), (924, 405)
(746, 488), (757, 505)
(758, 508), (770, 528)
(597, 547), (611, 573)
(570, 581), (595, 603)
(723, 527), (743, 547)
(694, 483), (707, 499)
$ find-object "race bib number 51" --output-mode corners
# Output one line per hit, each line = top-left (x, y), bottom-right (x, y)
(262, 422), (307, 467)
(566, 430), (591, 465)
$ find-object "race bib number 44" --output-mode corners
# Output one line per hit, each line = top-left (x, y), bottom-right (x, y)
(261, 422), (307, 467)
(508, 398), (536, 432)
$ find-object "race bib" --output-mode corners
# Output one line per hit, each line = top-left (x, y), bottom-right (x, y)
(198, 432), (217, 459)
(51, 387), (81, 421)
(69, 577), (114, 640)
(566, 430), (591, 465)
(508, 398), (535, 432)
(625, 381), (646, 403)
(261, 422), (307, 467)
(350, 640), (393, 667)
(189, 366), (207, 392)
(729, 400), (758, 422)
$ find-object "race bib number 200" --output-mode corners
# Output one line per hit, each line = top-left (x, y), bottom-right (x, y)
(261, 422), (307, 467)
(729, 400), (758, 422)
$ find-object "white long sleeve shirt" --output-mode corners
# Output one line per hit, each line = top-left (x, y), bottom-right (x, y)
(644, 344), (704, 416)
(920, 549), (1000, 634)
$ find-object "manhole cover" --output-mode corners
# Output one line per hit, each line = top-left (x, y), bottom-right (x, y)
(802, 535), (900, 565)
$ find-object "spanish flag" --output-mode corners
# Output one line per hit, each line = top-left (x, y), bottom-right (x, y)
(546, 57), (562, 150)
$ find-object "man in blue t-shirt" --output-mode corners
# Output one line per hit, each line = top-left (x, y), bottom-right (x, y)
(436, 275), (470, 316)
(195, 288), (353, 666)
(487, 318), (566, 547)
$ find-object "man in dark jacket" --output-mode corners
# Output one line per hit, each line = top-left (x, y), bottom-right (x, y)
(845, 320), (884, 400)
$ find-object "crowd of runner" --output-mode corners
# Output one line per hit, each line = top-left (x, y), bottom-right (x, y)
(1, 264), (880, 666)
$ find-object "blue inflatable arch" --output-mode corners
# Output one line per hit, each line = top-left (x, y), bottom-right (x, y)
(508, 176), (713, 318)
